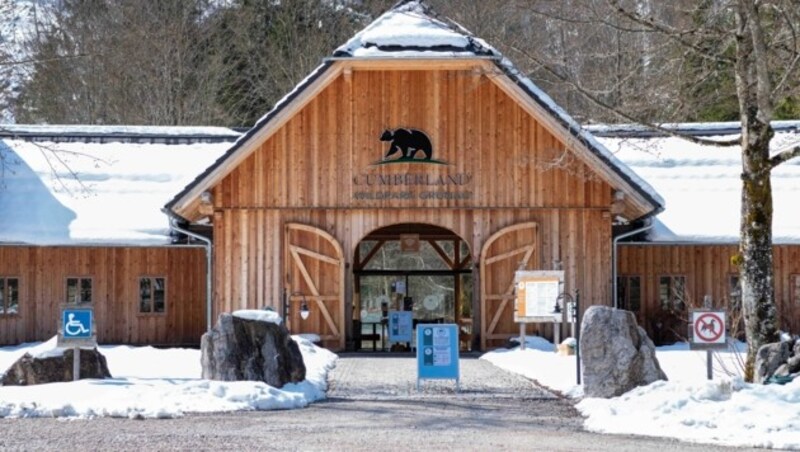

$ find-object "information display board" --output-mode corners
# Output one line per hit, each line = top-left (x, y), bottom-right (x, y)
(416, 324), (459, 390)
(514, 270), (565, 322)
(388, 310), (413, 343)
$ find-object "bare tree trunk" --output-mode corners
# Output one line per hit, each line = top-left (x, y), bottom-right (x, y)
(734, 0), (779, 382)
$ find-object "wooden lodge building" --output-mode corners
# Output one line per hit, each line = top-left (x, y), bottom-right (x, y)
(1, 1), (799, 350)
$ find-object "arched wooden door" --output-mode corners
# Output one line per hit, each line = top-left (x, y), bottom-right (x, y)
(480, 222), (539, 349)
(284, 223), (345, 351)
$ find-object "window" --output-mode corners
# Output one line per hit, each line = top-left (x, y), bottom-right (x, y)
(659, 276), (686, 311)
(139, 277), (166, 314)
(0, 277), (19, 315)
(793, 275), (800, 305)
(617, 276), (641, 311)
(66, 278), (92, 304)
(729, 274), (741, 311)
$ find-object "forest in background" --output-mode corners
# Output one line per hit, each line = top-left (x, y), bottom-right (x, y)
(1, 0), (798, 127)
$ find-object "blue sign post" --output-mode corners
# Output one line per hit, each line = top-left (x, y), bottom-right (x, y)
(59, 307), (95, 382)
(62, 309), (93, 339)
(416, 323), (460, 390)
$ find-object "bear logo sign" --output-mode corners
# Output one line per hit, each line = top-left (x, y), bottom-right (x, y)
(376, 128), (447, 165)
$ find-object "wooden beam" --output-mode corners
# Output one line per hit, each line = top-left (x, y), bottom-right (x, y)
(484, 245), (533, 266)
(290, 244), (340, 266)
(427, 240), (455, 269)
(357, 240), (386, 270)
(339, 58), (492, 72)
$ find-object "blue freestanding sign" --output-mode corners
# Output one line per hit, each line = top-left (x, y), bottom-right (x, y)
(62, 309), (93, 339)
(416, 323), (460, 390)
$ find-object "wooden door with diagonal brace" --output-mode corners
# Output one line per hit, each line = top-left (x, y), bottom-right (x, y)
(284, 223), (345, 351)
(480, 222), (539, 350)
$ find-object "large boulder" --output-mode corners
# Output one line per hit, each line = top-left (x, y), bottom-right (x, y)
(201, 311), (305, 387)
(581, 306), (667, 398)
(755, 341), (792, 383)
(2, 347), (111, 386)
(755, 340), (800, 384)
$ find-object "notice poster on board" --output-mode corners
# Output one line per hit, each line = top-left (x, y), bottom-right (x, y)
(524, 279), (559, 316)
(388, 310), (413, 343)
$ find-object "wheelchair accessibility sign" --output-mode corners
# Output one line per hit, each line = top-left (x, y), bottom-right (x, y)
(59, 308), (96, 346)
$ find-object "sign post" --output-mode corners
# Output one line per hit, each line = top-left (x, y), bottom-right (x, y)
(689, 308), (727, 380)
(58, 307), (96, 381)
(416, 324), (459, 391)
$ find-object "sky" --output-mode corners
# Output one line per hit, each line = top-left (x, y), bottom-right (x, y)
(1, 331), (798, 448)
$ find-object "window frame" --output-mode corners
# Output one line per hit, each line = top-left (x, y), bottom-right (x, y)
(138, 276), (167, 315)
(0, 276), (21, 316)
(658, 275), (687, 311)
(616, 275), (642, 312)
(65, 276), (93, 305)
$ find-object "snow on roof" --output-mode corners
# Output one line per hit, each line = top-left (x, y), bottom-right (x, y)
(0, 124), (241, 140)
(335, 1), (483, 57)
(596, 124), (800, 243)
(0, 134), (234, 246)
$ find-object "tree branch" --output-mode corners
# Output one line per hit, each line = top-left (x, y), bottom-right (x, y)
(0, 53), (91, 67)
(769, 144), (800, 169)
(505, 45), (741, 148)
(607, 0), (736, 65)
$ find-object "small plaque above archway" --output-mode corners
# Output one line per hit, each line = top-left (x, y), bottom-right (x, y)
(400, 234), (420, 253)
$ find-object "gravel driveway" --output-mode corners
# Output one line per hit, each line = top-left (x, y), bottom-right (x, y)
(0, 354), (767, 451)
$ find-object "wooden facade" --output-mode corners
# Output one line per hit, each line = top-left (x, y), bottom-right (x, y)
(618, 244), (800, 343)
(194, 63), (640, 350)
(0, 246), (206, 345)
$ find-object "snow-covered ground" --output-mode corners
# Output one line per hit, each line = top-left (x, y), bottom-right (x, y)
(483, 337), (800, 450)
(1, 333), (798, 449)
(0, 335), (336, 419)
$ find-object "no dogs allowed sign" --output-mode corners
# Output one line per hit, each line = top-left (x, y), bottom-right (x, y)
(689, 309), (727, 350)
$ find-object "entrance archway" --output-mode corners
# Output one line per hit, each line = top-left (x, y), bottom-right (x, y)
(352, 223), (473, 352)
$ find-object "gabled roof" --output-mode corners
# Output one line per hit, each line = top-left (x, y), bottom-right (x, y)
(0, 126), (237, 245)
(165, 0), (663, 220)
(593, 121), (800, 244)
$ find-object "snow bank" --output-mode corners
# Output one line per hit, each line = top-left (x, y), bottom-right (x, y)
(483, 338), (800, 449)
(0, 335), (337, 419)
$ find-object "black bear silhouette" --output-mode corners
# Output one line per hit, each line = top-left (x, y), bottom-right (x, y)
(380, 128), (433, 161)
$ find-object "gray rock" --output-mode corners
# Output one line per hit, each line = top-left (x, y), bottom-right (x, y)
(773, 363), (790, 377)
(1, 348), (111, 386)
(787, 355), (800, 374)
(580, 306), (667, 398)
(755, 341), (791, 384)
(201, 313), (305, 387)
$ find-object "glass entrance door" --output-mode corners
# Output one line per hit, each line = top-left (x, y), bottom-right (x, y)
(408, 275), (455, 323)
(356, 273), (456, 351)
(352, 223), (474, 352)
